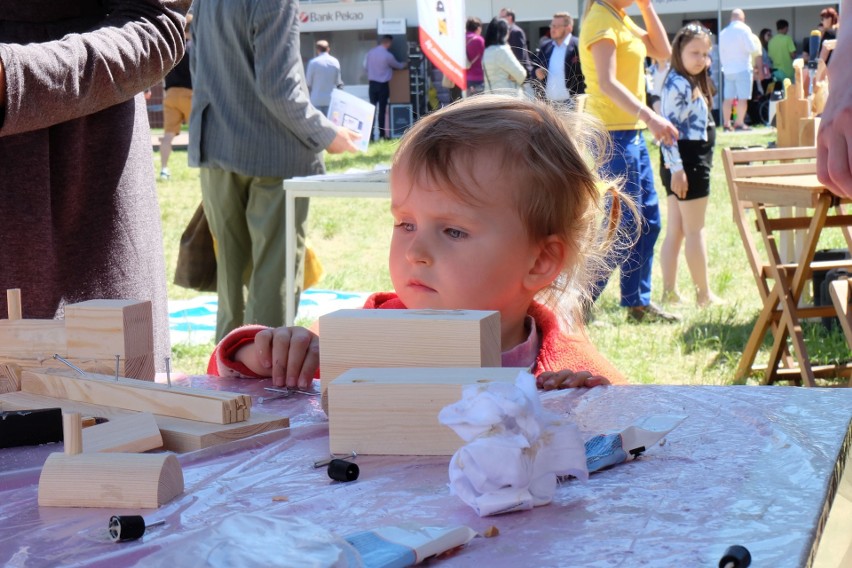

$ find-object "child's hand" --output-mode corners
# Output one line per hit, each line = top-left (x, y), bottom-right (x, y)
(235, 326), (319, 389)
(536, 370), (610, 390)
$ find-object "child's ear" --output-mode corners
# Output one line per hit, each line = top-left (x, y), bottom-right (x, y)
(524, 236), (566, 291)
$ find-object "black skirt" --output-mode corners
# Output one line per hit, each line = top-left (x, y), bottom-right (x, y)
(660, 124), (715, 201)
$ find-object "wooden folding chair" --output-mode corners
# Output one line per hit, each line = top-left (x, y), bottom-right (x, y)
(722, 146), (852, 386)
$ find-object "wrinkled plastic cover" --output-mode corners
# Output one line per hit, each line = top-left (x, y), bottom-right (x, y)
(1, 379), (850, 567)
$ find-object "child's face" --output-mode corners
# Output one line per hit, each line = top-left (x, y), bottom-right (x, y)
(681, 35), (711, 77)
(389, 159), (539, 316)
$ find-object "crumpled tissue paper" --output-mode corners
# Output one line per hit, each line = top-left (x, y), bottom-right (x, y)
(438, 371), (588, 516)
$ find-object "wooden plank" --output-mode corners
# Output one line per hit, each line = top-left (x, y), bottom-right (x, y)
(0, 391), (287, 453)
(21, 370), (246, 424)
(38, 452), (183, 508)
(319, 309), (502, 400)
(0, 320), (67, 357)
(328, 367), (524, 456)
(82, 412), (163, 453)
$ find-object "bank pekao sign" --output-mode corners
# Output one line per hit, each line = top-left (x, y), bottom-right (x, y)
(298, 2), (383, 32)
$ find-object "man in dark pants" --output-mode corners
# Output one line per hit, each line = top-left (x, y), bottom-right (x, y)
(364, 35), (406, 140)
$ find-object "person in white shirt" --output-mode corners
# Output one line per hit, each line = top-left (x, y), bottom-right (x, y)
(305, 40), (342, 116)
(718, 9), (760, 130)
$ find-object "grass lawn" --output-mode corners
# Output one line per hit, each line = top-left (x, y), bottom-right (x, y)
(154, 126), (850, 384)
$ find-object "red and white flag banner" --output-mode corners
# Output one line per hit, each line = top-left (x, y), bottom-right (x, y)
(416, 0), (467, 90)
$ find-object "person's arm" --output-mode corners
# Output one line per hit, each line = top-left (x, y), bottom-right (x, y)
(501, 45), (528, 86)
(817, 0), (852, 197)
(0, 55), (5, 123)
(0, 0), (189, 137)
(388, 51), (407, 70)
(251, 1), (356, 154)
(589, 38), (677, 145)
(635, 0), (671, 61)
(659, 76), (690, 198)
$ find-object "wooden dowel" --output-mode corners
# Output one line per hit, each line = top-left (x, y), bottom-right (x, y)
(63, 412), (83, 455)
(6, 289), (22, 320)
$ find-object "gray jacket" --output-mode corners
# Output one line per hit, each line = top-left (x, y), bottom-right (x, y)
(189, 0), (338, 178)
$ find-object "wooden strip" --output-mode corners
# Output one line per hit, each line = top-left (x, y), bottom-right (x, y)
(0, 392), (288, 453)
(22, 370), (239, 424)
(6, 289), (22, 320)
(38, 452), (183, 508)
(82, 412), (163, 453)
(0, 362), (22, 394)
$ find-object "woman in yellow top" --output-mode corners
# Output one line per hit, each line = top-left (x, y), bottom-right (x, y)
(580, 0), (679, 323)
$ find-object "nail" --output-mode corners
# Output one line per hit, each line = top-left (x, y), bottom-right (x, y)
(53, 354), (86, 376)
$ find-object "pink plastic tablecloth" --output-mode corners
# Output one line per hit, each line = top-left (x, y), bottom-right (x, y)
(1, 381), (850, 567)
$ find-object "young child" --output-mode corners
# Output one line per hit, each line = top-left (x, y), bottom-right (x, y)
(208, 95), (632, 390)
(658, 23), (722, 308)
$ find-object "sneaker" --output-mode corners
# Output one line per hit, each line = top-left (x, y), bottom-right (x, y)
(159, 168), (170, 180)
(627, 302), (681, 323)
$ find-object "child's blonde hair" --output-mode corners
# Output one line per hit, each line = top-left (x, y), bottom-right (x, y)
(392, 94), (630, 329)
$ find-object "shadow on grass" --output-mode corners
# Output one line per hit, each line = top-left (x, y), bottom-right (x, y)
(681, 305), (852, 377)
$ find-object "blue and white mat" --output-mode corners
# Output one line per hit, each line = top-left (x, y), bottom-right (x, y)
(168, 289), (370, 345)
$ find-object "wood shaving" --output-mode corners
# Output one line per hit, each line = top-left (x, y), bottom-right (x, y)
(482, 526), (499, 538)
(271, 496), (289, 502)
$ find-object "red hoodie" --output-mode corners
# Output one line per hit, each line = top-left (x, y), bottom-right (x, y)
(208, 292), (625, 384)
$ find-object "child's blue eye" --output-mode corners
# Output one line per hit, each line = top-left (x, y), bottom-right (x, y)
(444, 228), (467, 239)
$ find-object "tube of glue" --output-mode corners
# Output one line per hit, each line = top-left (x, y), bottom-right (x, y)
(584, 415), (687, 474)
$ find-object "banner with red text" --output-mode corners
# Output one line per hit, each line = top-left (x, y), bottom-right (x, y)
(416, 0), (467, 90)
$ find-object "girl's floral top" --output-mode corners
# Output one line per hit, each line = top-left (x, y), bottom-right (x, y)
(659, 69), (713, 173)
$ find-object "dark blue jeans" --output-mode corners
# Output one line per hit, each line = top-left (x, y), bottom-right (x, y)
(368, 80), (390, 139)
(593, 130), (661, 307)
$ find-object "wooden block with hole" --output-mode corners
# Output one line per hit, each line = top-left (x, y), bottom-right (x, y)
(328, 367), (524, 455)
(64, 299), (154, 380)
(319, 309), (502, 400)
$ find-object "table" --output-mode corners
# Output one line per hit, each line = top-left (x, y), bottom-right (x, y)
(283, 170), (390, 326)
(1, 381), (851, 567)
(733, 172), (852, 386)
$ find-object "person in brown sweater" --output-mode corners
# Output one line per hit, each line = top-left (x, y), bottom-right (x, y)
(0, 0), (191, 369)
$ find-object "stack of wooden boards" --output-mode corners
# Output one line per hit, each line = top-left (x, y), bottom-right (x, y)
(0, 369), (289, 453)
(0, 290), (156, 380)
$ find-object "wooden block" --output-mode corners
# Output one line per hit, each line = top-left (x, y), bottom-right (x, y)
(21, 369), (247, 424)
(319, 309), (502, 399)
(38, 452), (183, 508)
(0, 320), (67, 357)
(63, 412), (83, 455)
(799, 116), (820, 147)
(328, 367), (524, 456)
(0, 392), (288, 453)
(82, 412), (163, 453)
(6, 289), (22, 320)
(64, 299), (153, 361)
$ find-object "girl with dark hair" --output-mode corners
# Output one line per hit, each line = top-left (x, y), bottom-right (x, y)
(658, 23), (721, 308)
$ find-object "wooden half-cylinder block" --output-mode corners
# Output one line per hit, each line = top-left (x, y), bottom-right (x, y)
(38, 451), (184, 508)
(328, 367), (525, 456)
(39, 411), (183, 508)
(21, 369), (251, 425)
(319, 309), (502, 401)
(64, 300), (155, 380)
